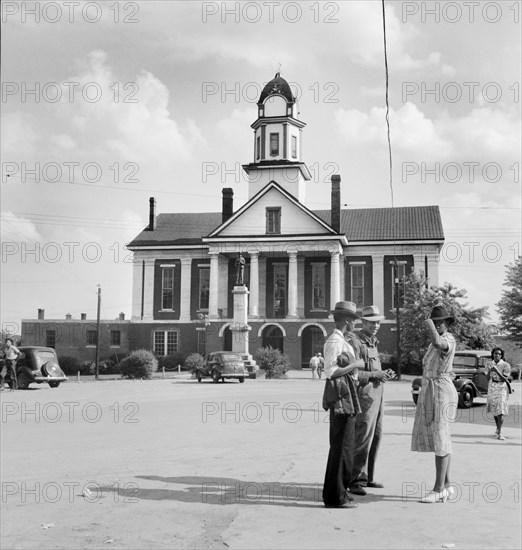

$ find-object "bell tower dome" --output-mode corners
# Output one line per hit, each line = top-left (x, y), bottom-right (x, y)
(242, 72), (311, 201)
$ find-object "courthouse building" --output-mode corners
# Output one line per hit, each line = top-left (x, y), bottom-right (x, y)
(23, 73), (445, 368)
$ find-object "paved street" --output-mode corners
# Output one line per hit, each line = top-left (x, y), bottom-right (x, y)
(1, 375), (521, 549)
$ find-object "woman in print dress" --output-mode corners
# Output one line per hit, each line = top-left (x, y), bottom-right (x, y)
(485, 347), (511, 440)
(411, 306), (458, 504)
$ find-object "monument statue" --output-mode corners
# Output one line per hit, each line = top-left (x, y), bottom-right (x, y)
(235, 253), (245, 286)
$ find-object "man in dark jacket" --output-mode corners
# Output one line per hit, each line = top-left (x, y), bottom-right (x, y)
(348, 306), (393, 495)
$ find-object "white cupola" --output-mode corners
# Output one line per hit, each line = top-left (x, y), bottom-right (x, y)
(242, 72), (311, 201)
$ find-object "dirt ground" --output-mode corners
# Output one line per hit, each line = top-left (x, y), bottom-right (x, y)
(1, 374), (521, 549)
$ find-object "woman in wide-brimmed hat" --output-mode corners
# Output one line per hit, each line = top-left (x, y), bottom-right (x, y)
(411, 306), (458, 503)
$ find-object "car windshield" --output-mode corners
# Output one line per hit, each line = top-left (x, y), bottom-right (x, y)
(34, 351), (57, 368)
(453, 356), (478, 367)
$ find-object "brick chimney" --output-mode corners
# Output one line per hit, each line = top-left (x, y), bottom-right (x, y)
(331, 175), (341, 233)
(222, 188), (234, 223)
(148, 197), (156, 231)
(81, 313), (87, 320)
(65, 313), (72, 320)
(119, 312), (125, 320)
(38, 308), (45, 320)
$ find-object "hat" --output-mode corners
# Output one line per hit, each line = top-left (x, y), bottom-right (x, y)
(330, 301), (359, 319)
(429, 305), (455, 325)
(361, 305), (384, 321)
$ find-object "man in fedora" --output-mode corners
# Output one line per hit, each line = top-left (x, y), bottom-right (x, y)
(348, 305), (394, 496)
(322, 301), (365, 508)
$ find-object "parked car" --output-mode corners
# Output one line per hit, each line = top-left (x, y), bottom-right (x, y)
(5, 347), (68, 389)
(411, 350), (504, 408)
(196, 351), (246, 383)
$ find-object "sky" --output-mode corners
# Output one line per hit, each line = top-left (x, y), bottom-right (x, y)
(1, 0), (521, 336)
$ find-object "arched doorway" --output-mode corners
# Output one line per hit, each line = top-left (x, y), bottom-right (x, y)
(223, 326), (232, 351)
(301, 325), (325, 369)
(262, 325), (284, 353)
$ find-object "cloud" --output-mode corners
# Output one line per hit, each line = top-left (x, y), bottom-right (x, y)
(1, 211), (42, 243)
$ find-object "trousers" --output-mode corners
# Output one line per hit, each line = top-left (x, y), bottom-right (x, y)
(351, 382), (383, 486)
(323, 410), (355, 505)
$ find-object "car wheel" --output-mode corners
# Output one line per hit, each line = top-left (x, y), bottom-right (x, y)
(17, 371), (31, 390)
(48, 381), (61, 388)
(239, 377), (245, 383)
(458, 387), (474, 408)
(212, 370), (220, 384)
(412, 393), (419, 405)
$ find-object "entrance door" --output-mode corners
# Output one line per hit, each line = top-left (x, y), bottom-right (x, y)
(301, 325), (324, 369)
(262, 325), (284, 352)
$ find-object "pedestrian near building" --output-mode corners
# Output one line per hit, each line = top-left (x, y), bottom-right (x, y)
(348, 306), (394, 496)
(411, 306), (458, 503)
(317, 353), (324, 379)
(322, 301), (365, 509)
(485, 347), (511, 441)
(309, 353), (320, 379)
(2, 338), (20, 390)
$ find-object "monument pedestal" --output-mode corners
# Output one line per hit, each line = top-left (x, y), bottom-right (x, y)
(231, 285), (258, 378)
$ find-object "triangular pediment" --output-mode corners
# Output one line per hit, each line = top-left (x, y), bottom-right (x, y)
(207, 181), (336, 238)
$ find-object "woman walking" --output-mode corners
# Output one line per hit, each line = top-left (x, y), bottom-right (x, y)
(485, 348), (511, 440)
(411, 306), (458, 503)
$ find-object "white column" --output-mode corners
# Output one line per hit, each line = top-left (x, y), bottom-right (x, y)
(330, 251), (340, 309)
(179, 258), (192, 321)
(372, 254), (385, 313)
(287, 251), (298, 318)
(249, 253), (259, 317)
(142, 259), (155, 321)
(209, 253), (219, 318)
(131, 258), (143, 320)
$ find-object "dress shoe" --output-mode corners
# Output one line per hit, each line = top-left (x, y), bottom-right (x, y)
(367, 481), (384, 488)
(419, 489), (448, 503)
(324, 501), (358, 509)
(349, 485), (367, 496)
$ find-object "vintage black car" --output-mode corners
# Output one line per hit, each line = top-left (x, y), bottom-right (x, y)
(6, 346), (68, 389)
(196, 351), (246, 383)
(411, 350), (495, 408)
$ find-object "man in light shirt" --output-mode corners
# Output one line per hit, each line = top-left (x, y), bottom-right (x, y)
(322, 301), (365, 508)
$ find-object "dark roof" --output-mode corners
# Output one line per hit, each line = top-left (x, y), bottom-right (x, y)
(127, 206), (444, 247)
(258, 73), (295, 105)
(314, 206), (444, 241)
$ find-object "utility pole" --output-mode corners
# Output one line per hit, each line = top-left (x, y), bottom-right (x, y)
(394, 262), (401, 380)
(95, 285), (101, 380)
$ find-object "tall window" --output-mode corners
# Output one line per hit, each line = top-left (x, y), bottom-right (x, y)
(392, 262), (407, 309)
(273, 263), (287, 318)
(350, 264), (365, 309)
(154, 330), (179, 356)
(256, 135), (261, 160)
(311, 263), (326, 310)
(199, 266), (210, 310)
(291, 135), (297, 158)
(46, 330), (56, 348)
(110, 330), (121, 347)
(266, 207), (281, 234)
(86, 330), (97, 346)
(270, 133), (279, 156)
(162, 266), (175, 310)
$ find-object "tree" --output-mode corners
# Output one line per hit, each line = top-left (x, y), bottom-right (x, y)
(399, 272), (496, 368)
(497, 257), (522, 347)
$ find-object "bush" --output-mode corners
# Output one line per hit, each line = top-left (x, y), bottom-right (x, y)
(58, 355), (82, 376)
(120, 349), (158, 380)
(254, 346), (290, 379)
(158, 352), (189, 371)
(184, 352), (206, 373)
